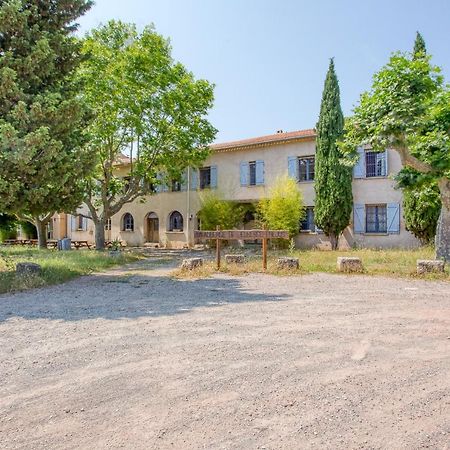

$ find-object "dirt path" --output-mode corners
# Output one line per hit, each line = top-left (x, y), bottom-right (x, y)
(0, 259), (449, 449)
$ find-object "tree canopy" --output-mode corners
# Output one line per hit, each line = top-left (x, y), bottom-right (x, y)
(78, 21), (217, 249)
(342, 42), (450, 260)
(0, 0), (93, 247)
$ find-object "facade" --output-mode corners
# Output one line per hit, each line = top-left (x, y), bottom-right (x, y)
(55, 129), (420, 249)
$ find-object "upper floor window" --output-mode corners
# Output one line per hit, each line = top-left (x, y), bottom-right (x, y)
(171, 180), (181, 192)
(365, 151), (387, 177)
(354, 148), (388, 179)
(200, 167), (211, 189)
(299, 156), (315, 182)
(240, 160), (264, 186)
(122, 213), (134, 232)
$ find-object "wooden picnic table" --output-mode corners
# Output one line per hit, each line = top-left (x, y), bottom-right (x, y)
(105, 240), (125, 249)
(71, 240), (93, 250)
(47, 240), (58, 249)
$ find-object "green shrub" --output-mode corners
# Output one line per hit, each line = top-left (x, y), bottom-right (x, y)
(198, 191), (245, 230)
(257, 175), (305, 238)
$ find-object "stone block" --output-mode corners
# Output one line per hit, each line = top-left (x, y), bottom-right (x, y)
(16, 262), (42, 276)
(337, 257), (363, 273)
(181, 257), (203, 270)
(225, 254), (245, 264)
(416, 259), (445, 275)
(277, 257), (299, 270)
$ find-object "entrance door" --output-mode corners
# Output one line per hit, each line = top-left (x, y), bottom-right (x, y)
(147, 217), (159, 243)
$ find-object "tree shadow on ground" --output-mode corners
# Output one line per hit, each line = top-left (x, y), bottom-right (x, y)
(0, 267), (291, 323)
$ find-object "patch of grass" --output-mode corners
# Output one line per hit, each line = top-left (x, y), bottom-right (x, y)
(0, 247), (142, 294)
(172, 247), (449, 280)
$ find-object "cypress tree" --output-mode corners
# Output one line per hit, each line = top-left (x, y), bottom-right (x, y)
(413, 31), (427, 59)
(314, 59), (353, 250)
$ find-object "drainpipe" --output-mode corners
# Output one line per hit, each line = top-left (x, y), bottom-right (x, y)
(186, 167), (191, 247)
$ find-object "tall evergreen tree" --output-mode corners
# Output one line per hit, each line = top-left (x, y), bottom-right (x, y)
(0, 0), (93, 248)
(314, 59), (353, 250)
(413, 31), (427, 58)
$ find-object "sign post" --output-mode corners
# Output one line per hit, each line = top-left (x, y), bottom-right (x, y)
(194, 229), (289, 270)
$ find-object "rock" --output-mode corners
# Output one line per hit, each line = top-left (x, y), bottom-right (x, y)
(416, 259), (445, 275)
(181, 258), (203, 270)
(16, 262), (42, 276)
(277, 257), (299, 270)
(337, 257), (363, 273)
(193, 244), (206, 251)
(225, 254), (245, 264)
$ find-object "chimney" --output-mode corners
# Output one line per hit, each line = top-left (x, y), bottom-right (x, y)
(276, 129), (284, 134)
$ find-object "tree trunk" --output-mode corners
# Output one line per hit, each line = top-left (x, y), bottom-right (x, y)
(34, 218), (48, 249)
(436, 178), (450, 261)
(94, 219), (106, 250)
(329, 233), (339, 250)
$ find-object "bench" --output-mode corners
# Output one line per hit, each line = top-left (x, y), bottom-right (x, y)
(72, 240), (93, 250)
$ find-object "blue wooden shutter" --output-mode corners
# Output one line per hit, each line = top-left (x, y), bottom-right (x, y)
(288, 156), (298, 180)
(190, 169), (198, 190)
(353, 147), (365, 179)
(210, 165), (218, 188)
(387, 203), (400, 234)
(353, 204), (365, 233)
(70, 215), (76, 231)
(240, 162), (249, 186)
(377, 150), (388, 176)
(255, 160), (264, 185)
(82, 217), (88, 231)
(155, 173), (162, 193)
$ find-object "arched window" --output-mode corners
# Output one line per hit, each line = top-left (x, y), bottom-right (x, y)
(122, 213), (134, 231)
(169, 211), (183, 231)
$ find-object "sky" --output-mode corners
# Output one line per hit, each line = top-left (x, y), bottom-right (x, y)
(77, 0), (450, 144)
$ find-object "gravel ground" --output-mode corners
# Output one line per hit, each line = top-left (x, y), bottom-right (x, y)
(0, 258), (449, 450)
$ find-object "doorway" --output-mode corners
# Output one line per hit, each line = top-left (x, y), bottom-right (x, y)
(146, 213), (159, 243)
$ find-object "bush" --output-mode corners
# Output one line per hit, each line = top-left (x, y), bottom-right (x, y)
(257, 175), (305, 239)
(0, 214), (17, 242)
(198, 191), (245, 230)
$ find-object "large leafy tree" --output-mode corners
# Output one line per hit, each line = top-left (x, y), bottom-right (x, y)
(314, 59), (353, 250)
(0, 0), (93, 248)
(78, 21), (217, 249)
(342, 37), (450, 260)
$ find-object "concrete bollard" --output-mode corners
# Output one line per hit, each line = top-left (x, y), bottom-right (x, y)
(181, 258), (203, 270)
(277, 257), (299, 270)
(416, 259), (445, 275)
(337, 257), (363, 273)
(225, 254), (245, 264)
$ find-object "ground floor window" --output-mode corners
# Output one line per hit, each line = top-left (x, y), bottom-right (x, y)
(365, 204), (387, 233)
(300, 207), (315, 232)
(104, 218), (111, 231)
(169, 211), (183, 231)
(122, 213), (134, 231)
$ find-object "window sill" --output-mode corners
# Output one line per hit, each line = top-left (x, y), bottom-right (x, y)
(166, 231), (184, 234)
(297, 180), (314, 184)
(354, 176), (388, 180)
(121, 230), (135, 233)
(361, 232), (389, 236)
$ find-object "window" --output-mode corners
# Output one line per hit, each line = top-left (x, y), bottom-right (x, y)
(171, 180), (181, 192)
(365, 151), (387, 177)
(249, 161), (256, 186)
(300, 207), (315, 232)
(200, 167), (211, 189)
(122, 213), (134, 231)
(122, 176), (131, 193)
(365, 205), (387, 233)
(169, 211), (183, 231)
(298, 156), (315, 182)
(77, 215), (84, 230)
(47, 220), (54, 240)
(104, 218), (111, 231)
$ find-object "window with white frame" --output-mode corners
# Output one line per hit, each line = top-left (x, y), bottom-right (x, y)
(298, 156), (315, 182)
(104, 218), (112, 230)
(77, 215), (84, 230)
(122, 213), (134, 231)
(365, 151), (387, 177)
(365, 204), (387, 233)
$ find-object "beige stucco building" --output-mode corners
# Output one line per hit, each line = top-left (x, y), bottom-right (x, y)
(54, 129), (420, 249)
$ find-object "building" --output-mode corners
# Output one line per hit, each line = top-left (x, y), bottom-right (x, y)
(56, 129), (420, 249)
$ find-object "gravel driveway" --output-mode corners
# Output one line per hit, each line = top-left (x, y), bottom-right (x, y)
(0, 258), (449, 449)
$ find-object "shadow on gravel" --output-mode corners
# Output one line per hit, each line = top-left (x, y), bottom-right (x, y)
(0, 271), (290, 322)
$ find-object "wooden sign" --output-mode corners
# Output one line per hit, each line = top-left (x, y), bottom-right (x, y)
(195, 228), (289, 270)
(194, 229), (289, 240)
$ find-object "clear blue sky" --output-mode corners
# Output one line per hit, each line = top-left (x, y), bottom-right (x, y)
(77, 0), (450, 143)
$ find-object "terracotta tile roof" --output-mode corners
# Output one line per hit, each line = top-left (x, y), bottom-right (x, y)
(114, 153), (134, 166)
(211, 129), (316, 151)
